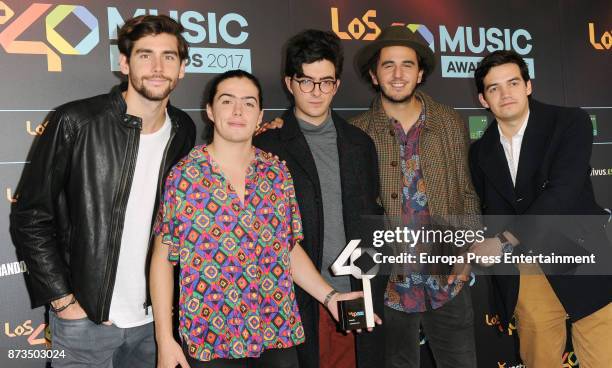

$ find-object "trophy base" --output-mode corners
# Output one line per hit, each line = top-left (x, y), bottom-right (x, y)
(337, 298), (368, 330)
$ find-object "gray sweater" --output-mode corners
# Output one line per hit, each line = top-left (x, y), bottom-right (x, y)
(297, 112), (350, 292)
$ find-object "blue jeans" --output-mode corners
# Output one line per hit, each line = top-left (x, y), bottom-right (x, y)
(49, 312), (155, 368)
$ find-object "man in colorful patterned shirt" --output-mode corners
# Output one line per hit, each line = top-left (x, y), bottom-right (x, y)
(150, 70), (366, 368)
(350, 26), (481, 367)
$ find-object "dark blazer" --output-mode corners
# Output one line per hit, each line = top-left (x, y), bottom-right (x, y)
(469, 98), (612, 325)
(253, 109), (387, 368)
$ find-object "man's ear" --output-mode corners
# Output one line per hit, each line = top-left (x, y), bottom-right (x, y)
(369, 70), (379, 86)
(284, 77), (294, 96)
(119, 54), (130, 76)
(526, 80), (532, 96)
(478, 93), (490, 109)
(328, 78), (341, 98)
(178, 59), (186, 80)
(206, 104), (214, 123)
(256, 110), (264, 129)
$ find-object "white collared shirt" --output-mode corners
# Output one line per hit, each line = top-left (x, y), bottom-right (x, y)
(497, 111), (530, 186)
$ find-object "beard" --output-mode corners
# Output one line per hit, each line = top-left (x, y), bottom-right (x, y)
(379, 81), (417, 104)
(130, 74), (176, 101)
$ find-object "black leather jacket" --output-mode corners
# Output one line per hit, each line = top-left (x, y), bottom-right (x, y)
(9, 84), (196, 323)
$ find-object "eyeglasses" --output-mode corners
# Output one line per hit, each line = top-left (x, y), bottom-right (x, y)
(292, 78), (337, 94)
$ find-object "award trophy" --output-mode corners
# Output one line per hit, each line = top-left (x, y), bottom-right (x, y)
(330, 239), (379, 330)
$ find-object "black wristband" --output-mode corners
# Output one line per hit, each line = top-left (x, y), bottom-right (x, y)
(323, 290), (338, 308)
(51, 296), (76, 313)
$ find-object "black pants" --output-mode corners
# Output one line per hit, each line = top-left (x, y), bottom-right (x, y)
(184, 347), (299, 368)
(384, 286), (476, 368)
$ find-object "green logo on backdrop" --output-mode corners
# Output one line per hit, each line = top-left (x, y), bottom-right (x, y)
(469, 116), (489, 140)
(590, 115), (598, 136)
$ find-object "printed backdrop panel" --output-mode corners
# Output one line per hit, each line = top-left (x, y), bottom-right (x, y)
(1, 1), (609, 367)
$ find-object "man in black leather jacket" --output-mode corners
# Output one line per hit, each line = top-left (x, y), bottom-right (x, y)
(9, 15), (196, 368)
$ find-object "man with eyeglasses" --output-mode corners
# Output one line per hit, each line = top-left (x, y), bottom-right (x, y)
(254, 29), (386, 368)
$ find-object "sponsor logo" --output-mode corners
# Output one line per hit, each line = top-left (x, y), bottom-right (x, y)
(0, 1), (14, 23)
(6, 188), (17, 203)
(562, 351), (579, 367)
(591, 168), (612, 176)
(589, 22), (611, 50)
(497, 363), (526, 368)
(0, 2), (99, 71)
(26, 120), (48, 136)
(590, 114), (598, 136)
(330, 8), (535, 79)
(330, 7), (432, 49)
(0, 2), (252, 73)
(0, 260), (27, 277)
(438, 25), (533, 78)
(391, 22), (435, 53)
(4, 320), (48, 346)
(331, 7), (380, 41)
(469, 115), (489, 139)
(485, 313), (517, 335)
(108, 7), (251, 73)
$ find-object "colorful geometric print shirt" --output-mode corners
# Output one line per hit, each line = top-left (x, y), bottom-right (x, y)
(154, 145), (305, 361)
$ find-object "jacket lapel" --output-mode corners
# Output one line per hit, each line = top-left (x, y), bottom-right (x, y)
(514, 101), (550, 195)
(333, 111), (359, 200)
(417, 92), (448, 217)
(333, 111), (361, 236)
(417, 91), (445, 137)
(368, 97), (403, 217)
(279, 109), (321, 189)
(478, 122), (516, 204)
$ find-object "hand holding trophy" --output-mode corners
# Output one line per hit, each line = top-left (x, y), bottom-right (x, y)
(331, 240), (380, 330)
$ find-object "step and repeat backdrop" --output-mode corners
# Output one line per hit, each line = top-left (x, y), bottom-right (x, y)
(1, 1), (610, 367)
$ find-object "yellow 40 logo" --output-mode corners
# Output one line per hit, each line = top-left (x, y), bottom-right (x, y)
(0, 1), (99, 71)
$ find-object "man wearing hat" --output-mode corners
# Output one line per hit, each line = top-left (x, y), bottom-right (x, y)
(350, 25), (480, 367)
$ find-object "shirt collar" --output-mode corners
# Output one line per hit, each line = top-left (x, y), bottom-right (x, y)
(387, 95), (426, 127)
(296, 109), (333, 132)
(497, 109), (530, 141)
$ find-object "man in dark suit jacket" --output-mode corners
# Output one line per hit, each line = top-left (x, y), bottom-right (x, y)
(468, 50), (612, 367)
(254, 30), (386, 368)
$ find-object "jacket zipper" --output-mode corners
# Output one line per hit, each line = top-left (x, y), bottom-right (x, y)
(98, 125), (140, 322)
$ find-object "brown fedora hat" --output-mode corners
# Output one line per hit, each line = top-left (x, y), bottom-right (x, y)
(356, 25), (436, 80)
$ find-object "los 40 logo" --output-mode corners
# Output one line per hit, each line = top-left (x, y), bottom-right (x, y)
(0, 2), (99, 72)
(4, 320), (48, 346)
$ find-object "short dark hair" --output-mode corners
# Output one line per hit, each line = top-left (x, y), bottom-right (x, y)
(364, 46), (430, 90)
(202, 70), (263, 143)
(474, 50), (530, 94)
(118, 15), (189, 61)
(206, 69), (263, 108)
(284, 30), (344, 79)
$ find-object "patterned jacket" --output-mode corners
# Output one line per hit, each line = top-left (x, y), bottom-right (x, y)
(350, 91), (481, 262)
